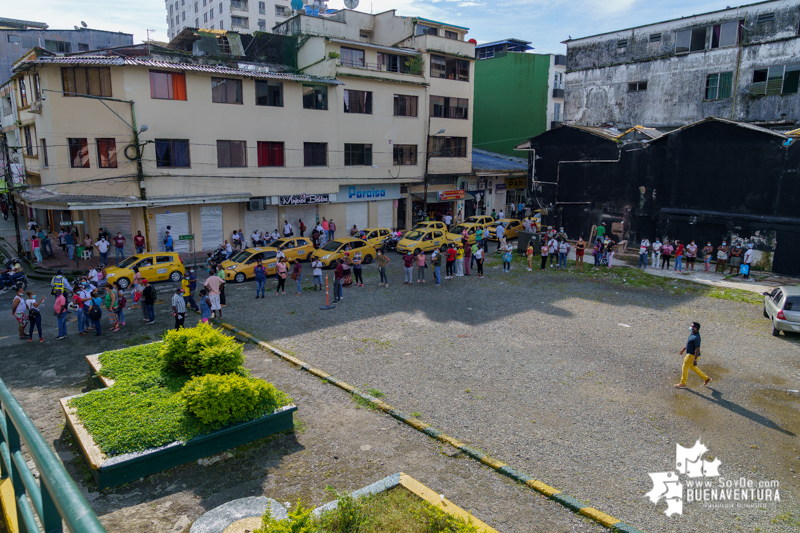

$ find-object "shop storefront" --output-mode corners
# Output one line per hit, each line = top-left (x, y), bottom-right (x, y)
(410, 188), (468, 225)
(333, 184), (400, 231)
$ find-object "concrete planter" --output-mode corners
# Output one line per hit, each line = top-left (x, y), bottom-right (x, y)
(61, 355), (296, 489)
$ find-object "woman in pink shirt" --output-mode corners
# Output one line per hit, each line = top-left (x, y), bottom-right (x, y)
(31, 236), (42, 263)
(275, 257), (288, 295)
(416, 250), (426, 283)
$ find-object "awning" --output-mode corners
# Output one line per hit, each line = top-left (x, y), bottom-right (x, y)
(18, 188), (251, 211)
(411, 192), (474, 204)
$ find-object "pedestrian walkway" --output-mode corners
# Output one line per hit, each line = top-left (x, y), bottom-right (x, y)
(637, 266), (776, 295)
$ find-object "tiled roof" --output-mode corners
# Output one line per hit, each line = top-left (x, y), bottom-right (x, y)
(14, 56), (344, 85)
(472, 148), (527, 172)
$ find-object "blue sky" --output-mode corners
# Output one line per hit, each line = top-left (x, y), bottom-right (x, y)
(8, 0), (746, 53)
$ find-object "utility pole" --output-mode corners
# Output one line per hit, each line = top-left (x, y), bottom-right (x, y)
(129, 103), (151, 252)
(423, 120), (445, 222)
(1, 131), (23, 257)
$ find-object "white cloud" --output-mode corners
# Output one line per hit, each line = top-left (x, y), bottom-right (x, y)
(458, 2), (485, 6)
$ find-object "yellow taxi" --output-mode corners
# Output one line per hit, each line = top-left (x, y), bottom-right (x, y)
(411, 221), (448, 232)
(487, 219), (524, 241)
(310, 237), (378, 268)
(360, 228), (393, 249)
(445, 223), (484, 246)
(219, 247), (279, 283)
(105, 252), (185, 290)
(465, 215), (495, 227)
(396, 228), (453, 254)
(268, 237), (316, 262)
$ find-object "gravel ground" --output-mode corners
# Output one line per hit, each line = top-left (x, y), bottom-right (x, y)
(214, 252), (800, 533)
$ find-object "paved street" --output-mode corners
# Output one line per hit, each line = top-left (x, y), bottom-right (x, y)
(0, 247), (798, 532)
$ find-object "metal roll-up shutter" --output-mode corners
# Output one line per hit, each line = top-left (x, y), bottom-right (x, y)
(377, 200), (393, 229)
(200, 206), (223, 250)
(98, 209), (133, 255)
(155, 212), (191, 252)
(346, 202), (369, 232)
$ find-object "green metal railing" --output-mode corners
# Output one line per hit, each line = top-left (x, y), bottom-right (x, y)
(0, 377), (106, 533)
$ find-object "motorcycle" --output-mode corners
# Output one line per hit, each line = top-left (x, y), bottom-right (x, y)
(1, 258), (28, 291)
(381, 234), (400, 252)
(209, 245), (227, 265)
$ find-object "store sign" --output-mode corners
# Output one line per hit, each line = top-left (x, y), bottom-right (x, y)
(337, 184), (402, 202)
(506, 177), (526, 189)
(496, 184), (506, 191)
(438, 190), (465, 201)
(279, 194), (330, 206)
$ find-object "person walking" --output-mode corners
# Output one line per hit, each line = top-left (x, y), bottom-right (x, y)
(130, 266), (142, 309)
(502, 243), (513, 272)
(674, 240), (684, 272)
(403, 251), (414, 284)
(275, 257), (288, 295)
(11, 287), (29, 340)
(463, 239), (471, 276)
(25, 291), (45, 342)
(65, 231), (76, 261)
(182, 273), (199, 311)
(39, 229), (54, 258)
(376, 250), (389, 287)
(254, 259), (267, 298)
(474, 244), (484, 278)
(203, 272), (223, 319)
(686, 240), (698, 271)
(702, 242), (714, 272)
(134, 231), (145, 254)
(172, 288), (187, 330)
(164, 231), (174, 251)
(455, 243), (465, 276)
(292, 259), (303, 294)
(112, 232), (126, 264)
(198, 289), (211, 324)
(54, 289), (68, 339)
(31, 235), (42, 263)
(445, 245), (456, 279)
(416, 250), (426, 283)
(333, 259), (344, 302)
(496, 223), (506, 252)
(660, 239), (673, 270)
(651, 239), (662, 269)
(312, 257), (324, 290)
(432, 247), (442, 285)
(675, 321), (711, 389)
(638, 238), (650, 269)
(715, 240), (729, 273)
(88, 289), (103, 335)
(95, 236), (109, 266)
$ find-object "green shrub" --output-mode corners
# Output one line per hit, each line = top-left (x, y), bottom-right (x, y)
(160, 322), (245, 376)
(256, 502), (316, 533)
(181, 373), (291, 428)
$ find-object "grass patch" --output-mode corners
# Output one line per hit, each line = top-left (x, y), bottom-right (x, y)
(352, 394), (377, 410)
(367, 388), (385, 398)
(256, 487), (479, 533)
(706, 287), (763, 305)
(121, 333), (153, 346)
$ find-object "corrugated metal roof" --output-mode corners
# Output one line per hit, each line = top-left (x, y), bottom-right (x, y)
(472, 148), (528, 172)
(14, 56), (344, 85)
(569, 125), (624, 141)
(645, 117), (787, 143)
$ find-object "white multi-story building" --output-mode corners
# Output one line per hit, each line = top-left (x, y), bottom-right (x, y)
(166, 0), (303, 40)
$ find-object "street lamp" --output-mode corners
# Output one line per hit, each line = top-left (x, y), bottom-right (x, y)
(423, 126), (446, 221)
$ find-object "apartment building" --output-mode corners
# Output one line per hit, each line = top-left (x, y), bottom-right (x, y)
(5, 10), (474, 252)
(166, 0), (298, 40)
(564, 0), (800, 129)
(0, 17), (132, 83)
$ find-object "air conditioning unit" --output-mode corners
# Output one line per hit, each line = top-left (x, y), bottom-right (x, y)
(247, 197), (267, 211)
(29, 101), (43, 114)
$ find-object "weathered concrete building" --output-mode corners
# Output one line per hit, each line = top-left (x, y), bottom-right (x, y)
(564, 0), (800, 129)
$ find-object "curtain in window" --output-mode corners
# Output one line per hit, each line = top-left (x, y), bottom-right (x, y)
(718, 72), (733, 99)
(97, 139), (117, 168)
(173, 141), (190, 167)
(156, 140), (170, 166)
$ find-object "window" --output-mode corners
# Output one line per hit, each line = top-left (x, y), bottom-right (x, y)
(378, 53), (411, 73)
(23, 126), (34, 157)
(217, 140), (247, 168)
(61, 67), (112, 97)
(211, 77), (242, 103)
(553, 103), (562, 122)
(649, 33), (662, 43)
(712, 20), (741, 48)
(203, 0), (206, 5)
(302, 84), (327, 110)
(676, 27), (707, 53)
(303, 142), (327, 166)
(204, 12), (208, 22)
(150, 70), (187, 100)
(258, 19), (266, 31)
(430, 54), (469, 81)
(445, 30), (458, 40)
(752, 65), (800, 95)
(430, 137), (467, 158)
(155, 139), (191, 167)
(255, 80), (282, 106)
(219, 4), (223, 14)
(393, 94), (418, 117)
(7, 35), (19, 44)
(617, 39), (628, 48)
(231, 0), (247, 9)
(429, 96), (468, 119)
(96, 139), (118, 168)
(767, 66), (783, 95)
(360, 30), (373, 41)
(257, 141), (284, 167)
(219, 21), (223, 30)
(705, 72), (733, 99)
(19, 78), (27, 107)
(343, 90), (372, 114)
(40, 139), (48, 167)
(340, 47), (365, 67)
(628, 81), (648, 92)
(344, 144), (372, 166)
(195, 2), (199, 12)
(230, 16), (248, 29)
(393, 144), (417, 165)
(275, 4), (289, 16)
(757, 12), (774, 24)
(78, 43), (89, 51)
(783, 65), (800, 94)
(182, 12), (186, 21)
(259, 1), (265, 13)
(196, 18), (199, 27)
(416, 24), (437, 36)
(210, 7), (214, 18)
(44, 39), (71, 53)
(68, 138), (89, 168)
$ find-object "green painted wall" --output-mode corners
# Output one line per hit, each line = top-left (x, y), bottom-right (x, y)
(473, 53), (551, 157)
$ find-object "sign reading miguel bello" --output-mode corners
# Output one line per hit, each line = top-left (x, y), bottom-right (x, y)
(438, 190), (466, 201)
(279, 193), (329, 206)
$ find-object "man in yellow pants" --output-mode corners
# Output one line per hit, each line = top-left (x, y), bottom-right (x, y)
(675, 321), (712, 389)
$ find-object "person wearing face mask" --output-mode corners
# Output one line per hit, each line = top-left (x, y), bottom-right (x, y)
(685, 240), (698, 271)
(728, 241), (743, 276)
(651, 238), (662, 269)
(742, 243), (755, 280)
(675, 322), (711, 389)
(25, 291), (45, 342)
(715, 240), (729, 274)
(11, 287), (29, 340)
(702, 242), (714, 272)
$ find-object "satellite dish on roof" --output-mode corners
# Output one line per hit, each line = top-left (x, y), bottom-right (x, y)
(291, 0), (303, 10)
(344, 0), (359, 8)
(74, 26), (81, 31)
(81, 21), (88, 27)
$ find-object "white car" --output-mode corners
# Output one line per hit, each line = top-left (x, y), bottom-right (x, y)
(763, 286), (800, 336)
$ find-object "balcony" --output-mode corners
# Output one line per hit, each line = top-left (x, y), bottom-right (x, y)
(231, 16), (250, 29)
(231, 0), (249, 11)
(338, 59), (419, 76)
(552, 88), (565, 99)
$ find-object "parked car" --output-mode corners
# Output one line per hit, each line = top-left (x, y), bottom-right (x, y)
(360, 227), (393, 250)
(763, 286), (800, 336)
(411, 221), (449, 232)
(310, 238), (377, 268)
(465, 215), (495, 226)
(105, 252), (185, 289)
(219, 247), (279, 283)
(268, 237), (315, 262)
(487, 219), (523, 241)
(396, 228), (454, 255)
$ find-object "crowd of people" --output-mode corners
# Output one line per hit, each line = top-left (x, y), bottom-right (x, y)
(637, 238), (755, 280)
